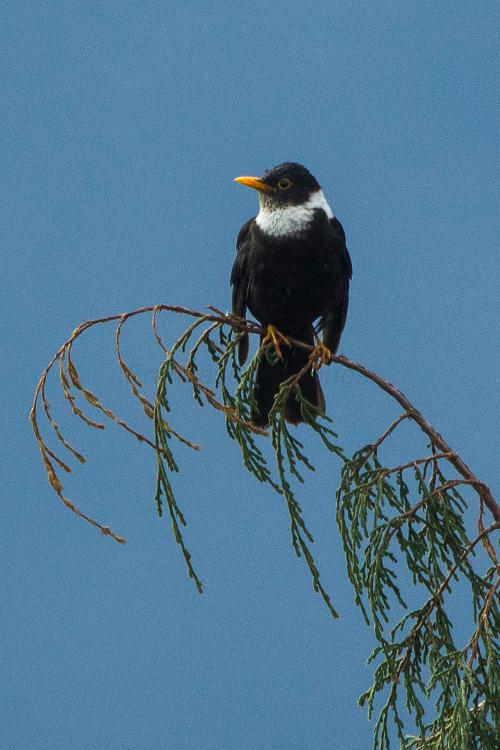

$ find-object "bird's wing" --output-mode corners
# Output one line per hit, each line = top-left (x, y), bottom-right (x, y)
(230, 218), (254, 364)
(320, 217), (352, 355)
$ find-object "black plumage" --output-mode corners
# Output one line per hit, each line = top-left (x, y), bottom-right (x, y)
(231, 162), (352, 426)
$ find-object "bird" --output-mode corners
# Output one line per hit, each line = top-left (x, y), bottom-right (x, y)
(231, 162), (352, 427)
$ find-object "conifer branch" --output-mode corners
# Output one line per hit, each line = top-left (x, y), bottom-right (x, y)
(31, 303), (499, 749)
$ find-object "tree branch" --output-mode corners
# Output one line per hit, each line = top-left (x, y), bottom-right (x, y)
(279, 330), (498, 524)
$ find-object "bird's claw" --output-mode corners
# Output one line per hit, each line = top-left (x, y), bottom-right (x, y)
(262, 324), (291, 360)
(309, 339), (333, 370)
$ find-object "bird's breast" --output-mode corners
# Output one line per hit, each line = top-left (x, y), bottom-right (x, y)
(246, 229), (333, 331)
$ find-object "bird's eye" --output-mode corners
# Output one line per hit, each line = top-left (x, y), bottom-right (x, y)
(278, 178), (292, 191)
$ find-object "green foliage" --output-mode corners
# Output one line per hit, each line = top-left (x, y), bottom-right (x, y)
(32, 306), (499, 749)
(153, 318), (345, 618)
(338, 449), (499, 749)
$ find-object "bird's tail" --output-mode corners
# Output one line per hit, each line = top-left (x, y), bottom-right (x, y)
(251, 327), (325, 427)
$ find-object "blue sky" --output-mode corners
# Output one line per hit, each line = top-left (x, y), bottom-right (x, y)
(2, 2), (499, 748)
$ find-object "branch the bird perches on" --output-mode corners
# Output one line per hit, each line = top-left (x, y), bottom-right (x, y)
(31, 303), (499, 750)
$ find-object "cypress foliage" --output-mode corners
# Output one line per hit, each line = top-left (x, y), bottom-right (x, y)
(31, 305), (499, 749)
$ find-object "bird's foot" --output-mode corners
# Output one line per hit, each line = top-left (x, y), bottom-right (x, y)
(262, 324), (291, 360)
(309, 337), (333, 370)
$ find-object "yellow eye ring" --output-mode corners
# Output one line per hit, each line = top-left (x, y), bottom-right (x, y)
(278, 178), (292, 191)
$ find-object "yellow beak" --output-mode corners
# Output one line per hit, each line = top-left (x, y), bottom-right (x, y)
(234, 176), (274, 193)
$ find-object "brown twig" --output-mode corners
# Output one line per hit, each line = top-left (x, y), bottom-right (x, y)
(465, 576), (500, 667)
(329, 354), (499, 524)
(356, 412), (411, 469)
(379, 453), (454, 477)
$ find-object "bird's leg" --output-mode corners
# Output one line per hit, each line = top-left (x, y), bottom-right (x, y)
(309, 334), (333, 370)
(261, 324), (291, 360)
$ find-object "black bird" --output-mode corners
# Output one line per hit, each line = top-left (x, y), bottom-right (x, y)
(231, 162), (352, 427)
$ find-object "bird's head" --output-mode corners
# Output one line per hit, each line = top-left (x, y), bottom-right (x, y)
(234, 162), (333, 237)
(234, 162), (321, 209)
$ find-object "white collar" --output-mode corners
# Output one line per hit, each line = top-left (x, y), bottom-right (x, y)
(255, 190), (333, 237)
